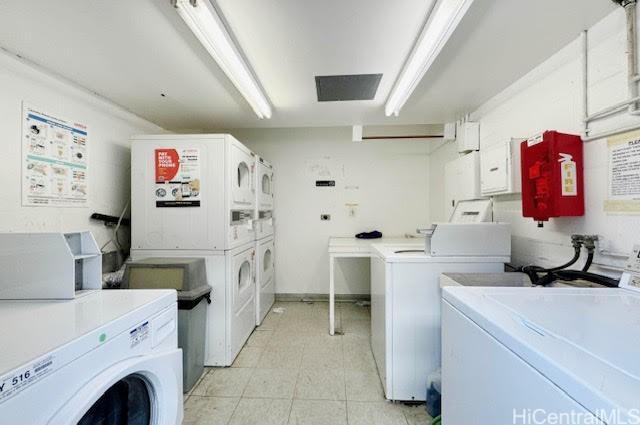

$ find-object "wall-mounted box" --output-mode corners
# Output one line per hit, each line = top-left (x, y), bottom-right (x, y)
(0, 232), (101, 299)
(443, 122), (456, 141)
(480, 138), (524, 196)
(456, 122), (480, 153)
(444, 151), (481, 218)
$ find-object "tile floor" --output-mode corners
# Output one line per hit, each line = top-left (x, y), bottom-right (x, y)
(183, 301), (432, 425)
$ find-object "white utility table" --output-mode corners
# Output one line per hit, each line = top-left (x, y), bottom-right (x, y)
(328, 236), (423, 335)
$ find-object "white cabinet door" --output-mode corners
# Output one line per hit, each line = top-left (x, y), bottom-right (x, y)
(444, 152), (481, 218)
(480, 139), (523, 196)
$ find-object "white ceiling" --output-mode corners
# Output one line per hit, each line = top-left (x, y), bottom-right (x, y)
(0, 0), (616, 131)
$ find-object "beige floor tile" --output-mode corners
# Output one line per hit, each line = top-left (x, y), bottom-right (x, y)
(258, 313), (281, 331)
(257, 345), (304, 369)
(345, 370), (385, 401)
(228, 398), (292, 425)
(287, 399), (347, 425)
(343, 347), (378, 373)
(191, 368), (252, 398)
(340, 303), (371, 321)
(304, 333), (343, 351)
(269, 330), (309, 348)
(347, 401), (409, 425)
(401, 404), (432, 425)
(246, 329), (273, 348)
(294, 368), (346, 401)
(342, 319), (371, 337)
(232, 346), (264, 368)
(300, 344), (343, 370)
(243, 368), (299, 399)
(183, 396), (239, 425)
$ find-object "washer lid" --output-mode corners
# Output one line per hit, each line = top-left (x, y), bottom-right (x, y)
(443, 286), (640, 421)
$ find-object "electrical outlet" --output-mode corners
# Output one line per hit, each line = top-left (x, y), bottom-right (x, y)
(321, 214), (331, 221)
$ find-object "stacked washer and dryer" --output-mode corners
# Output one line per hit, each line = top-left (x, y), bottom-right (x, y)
(131, 134), (274, 366)
(253, 157), (275, 325)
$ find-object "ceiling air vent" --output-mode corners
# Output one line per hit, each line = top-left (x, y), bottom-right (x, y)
(315, 74), (382, 102)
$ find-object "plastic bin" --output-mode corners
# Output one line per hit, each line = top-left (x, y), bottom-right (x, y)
(122, 258), (211, 392)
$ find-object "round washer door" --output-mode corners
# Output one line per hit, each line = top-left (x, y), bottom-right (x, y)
(48, 350), (182, 425)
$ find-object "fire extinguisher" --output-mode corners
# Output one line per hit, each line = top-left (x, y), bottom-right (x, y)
(520, 131), (585, 227)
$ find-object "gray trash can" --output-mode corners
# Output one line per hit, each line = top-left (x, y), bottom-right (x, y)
(122, 258), (211, 393)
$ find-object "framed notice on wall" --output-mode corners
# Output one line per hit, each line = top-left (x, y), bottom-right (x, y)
(154, 148), (201, 207)
(605, 129), (640, 214)
(21, 103), (88, 207)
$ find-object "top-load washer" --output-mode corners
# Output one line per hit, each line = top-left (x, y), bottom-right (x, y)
(0, 290), (182, 424)
(441, 245), (640, 424)
(254, 157), (274, 240)
(131, 134), (256, 251)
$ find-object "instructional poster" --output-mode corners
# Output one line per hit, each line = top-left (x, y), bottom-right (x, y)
(605, 129), (640, 214)
(22, 103), (88, 207)
(155, 148), (201, 207)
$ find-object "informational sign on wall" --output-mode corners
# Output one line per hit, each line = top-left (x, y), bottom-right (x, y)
(22, 103), (88, 207)
(605, 129), (640, 214)
(154, 148), (201, 207)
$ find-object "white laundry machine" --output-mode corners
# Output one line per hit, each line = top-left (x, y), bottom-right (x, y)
(133, 242), (256, 366)
(131, 133), (259, 367)
(131, 133), (256, 251)
(442, 285), (640, 424)
(370, 199), (511, 401)
(0, 290), (182, 424)
(255, 236), (275, 325)
(254, 157), (274, 240)
(370, 244), (509, 402)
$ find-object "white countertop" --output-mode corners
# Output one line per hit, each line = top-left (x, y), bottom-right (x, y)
(0, 289), (176, 376)
(328, 236), (423, 254)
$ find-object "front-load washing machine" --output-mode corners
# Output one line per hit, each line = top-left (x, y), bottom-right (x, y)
(131, 133), (256, 252)
(255, 236), (275, 325)
(132, 242), (256, 366)
(0, 290), (182, 424)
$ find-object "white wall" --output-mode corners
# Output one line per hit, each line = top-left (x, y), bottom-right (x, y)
(231, 127), (430, 296)
(432, 7), (640, 273)
(0, 50), (163, 248)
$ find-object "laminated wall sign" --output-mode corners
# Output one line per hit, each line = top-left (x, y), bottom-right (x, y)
(154, 148), (201, 207)
(605, 129), (640, 214)
(22, 103), (88, 207)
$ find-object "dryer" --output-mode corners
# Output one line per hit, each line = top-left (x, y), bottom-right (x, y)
(132, 242), (256, 366)
(255, 236), (275, 325)
(131, 134), (256, 251)
(0, 290), (182, 424)
(254, 157), (274, 240)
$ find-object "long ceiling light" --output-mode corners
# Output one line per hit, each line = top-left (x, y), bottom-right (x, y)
(174, 0), (272, 119)
(385, 0), (474, 117)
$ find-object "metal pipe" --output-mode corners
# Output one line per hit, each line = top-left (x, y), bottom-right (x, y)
(626, 1), (639, 112)
(585, 96), (640, 121)
(583, 121), (640, 141)
(581, 31), (589, 137)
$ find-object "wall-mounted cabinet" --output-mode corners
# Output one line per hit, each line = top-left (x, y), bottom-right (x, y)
(444, 151), (481, 218)
(480, 138), (524, 196)
(456, 122), (480, 153)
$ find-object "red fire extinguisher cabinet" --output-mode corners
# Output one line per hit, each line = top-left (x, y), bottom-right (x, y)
(520, 131), (584, 225)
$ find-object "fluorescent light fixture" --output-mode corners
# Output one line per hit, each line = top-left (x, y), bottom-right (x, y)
(174, 0), (272, 119)
(385, 0), (474, 117)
